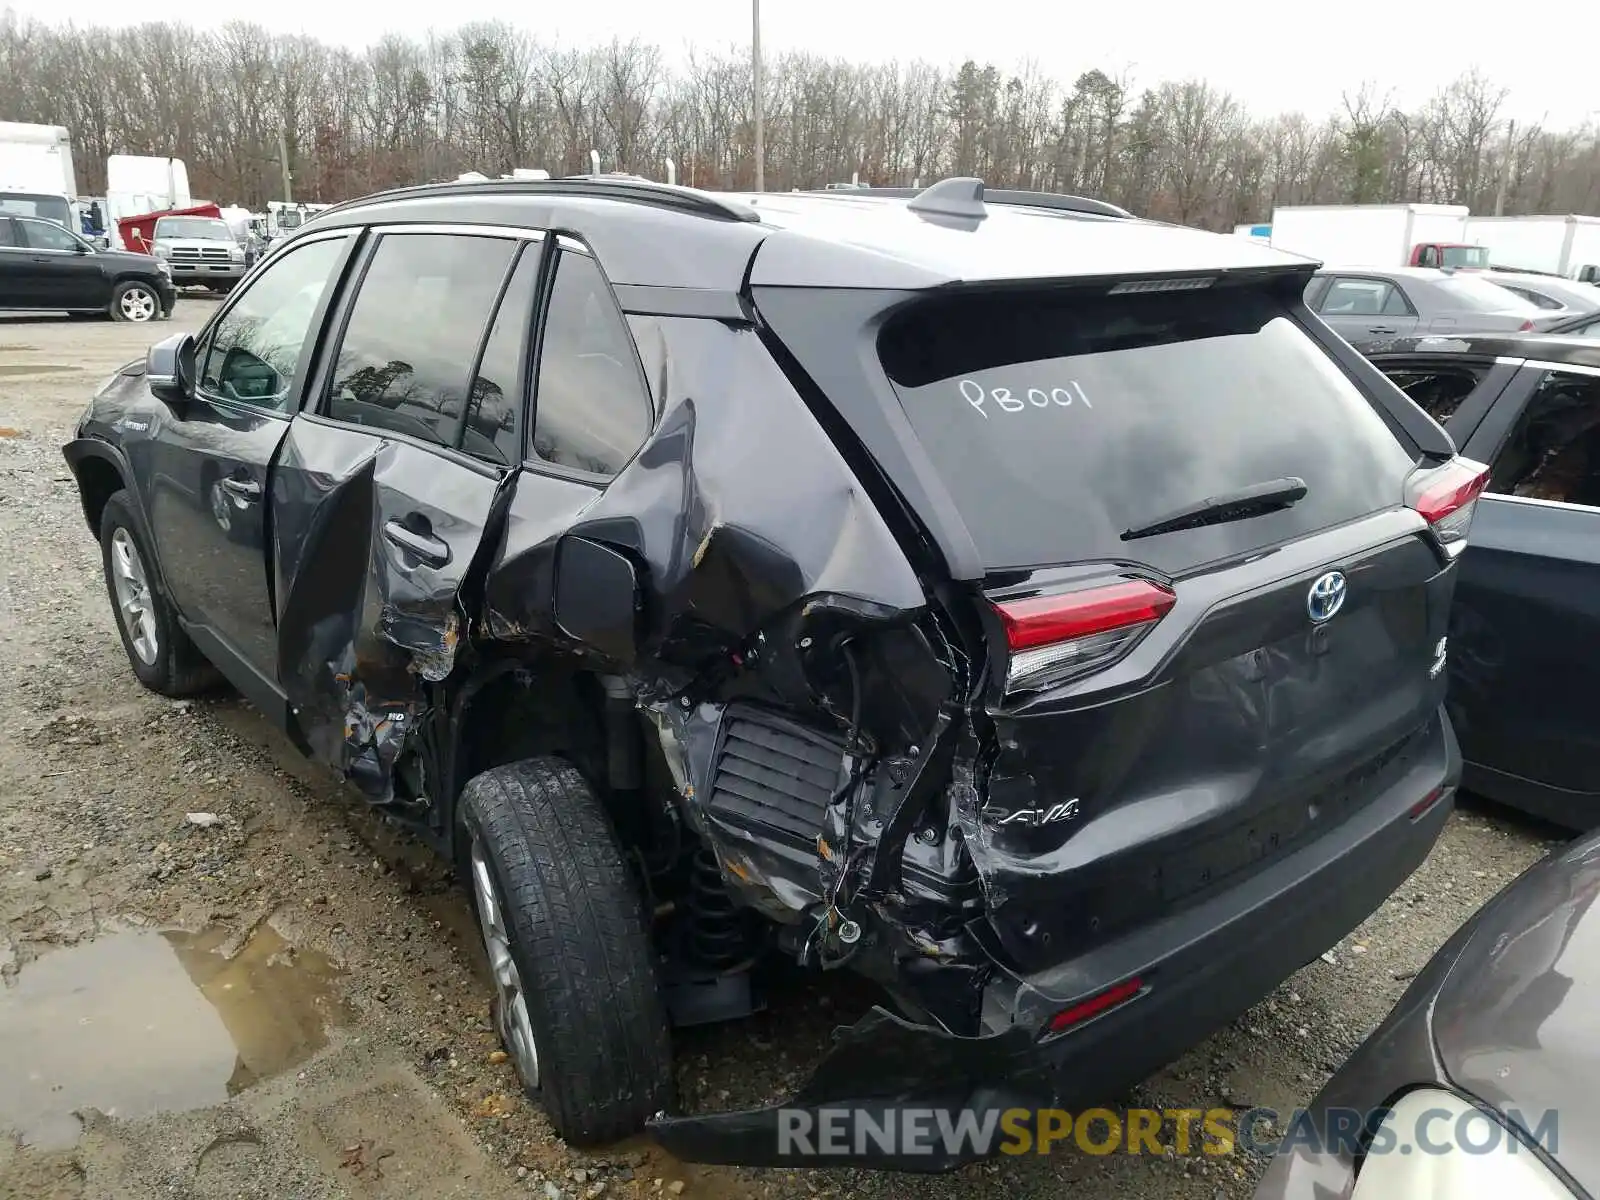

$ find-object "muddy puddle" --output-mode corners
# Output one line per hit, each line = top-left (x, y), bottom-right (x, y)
(0, 364), (74, 378)
(0, 924), (354, 1148)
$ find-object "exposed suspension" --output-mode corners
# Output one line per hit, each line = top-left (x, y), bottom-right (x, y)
(684, 847), (748, 968)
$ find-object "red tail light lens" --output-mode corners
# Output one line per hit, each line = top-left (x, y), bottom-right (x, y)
(1046, 976), (1145, 1034)
(993, 579), (1175, 692)
(1519, 319), (1536, 332)
(1408, 457), (1490, 556)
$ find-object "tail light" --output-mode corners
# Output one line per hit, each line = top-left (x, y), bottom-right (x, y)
(1045, 976), (1146, 1035)
(1408, 457), (1490, 557)
(1519, 319), (1536, 332)
(992, 579), (1175, 692)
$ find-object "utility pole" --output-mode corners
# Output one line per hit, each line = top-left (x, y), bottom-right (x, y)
(752, 0), (764, 191)
(277, 127), (293, 205)
(1493, 119), (1516, 217)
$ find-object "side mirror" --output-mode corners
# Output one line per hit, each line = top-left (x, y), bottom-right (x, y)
(146, 333), (197, 408)
(73, 240), (91, 254)
(553, 536), (641, 665)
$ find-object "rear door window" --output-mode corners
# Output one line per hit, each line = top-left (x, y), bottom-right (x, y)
(1319, 277), (1411, 316)
(877, 285), (1417, 574)
(325, 232), (518, 449)
(1488, 370), (1600, 505)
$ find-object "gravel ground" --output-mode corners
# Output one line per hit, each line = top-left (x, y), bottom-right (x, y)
(0, 303), (1568, 1200)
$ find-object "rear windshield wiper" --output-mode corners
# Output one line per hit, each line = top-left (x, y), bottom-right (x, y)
(1121, 477), (1308, 541)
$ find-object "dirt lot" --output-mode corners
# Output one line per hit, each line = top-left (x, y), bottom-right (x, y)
(0, 303), (1565, 1200)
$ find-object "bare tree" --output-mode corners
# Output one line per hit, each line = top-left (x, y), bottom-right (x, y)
(2, 13), (1596, 227)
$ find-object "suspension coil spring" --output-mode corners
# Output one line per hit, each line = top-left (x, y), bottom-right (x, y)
(685, 847), (747, 968)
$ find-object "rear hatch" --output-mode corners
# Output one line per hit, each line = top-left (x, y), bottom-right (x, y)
(762, 273), (1471, 973)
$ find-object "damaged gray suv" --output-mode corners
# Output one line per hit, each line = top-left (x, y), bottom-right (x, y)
(64, 175), (1481, 1168)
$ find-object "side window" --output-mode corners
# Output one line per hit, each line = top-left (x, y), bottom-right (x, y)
(530, 249), (653, 476)
(20, 219), (79, 252)
(1381, 284), (1414, 316)
(0, 219), (16, 248)
(198, 236), (348, 411)
(1322, 278), (1398, 317)
(1507, 286), (1563, 311)
(1488, 370), (1600, 506)
(460, 243), (540, 466)
(1377, 362), (1489, 425)
(1303, 276), (1331, 309)
(326, 233), (517, 449)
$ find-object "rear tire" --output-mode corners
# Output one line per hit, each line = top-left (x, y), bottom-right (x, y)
(98, 490), (220, 697)
(460, 758), (673, 1145)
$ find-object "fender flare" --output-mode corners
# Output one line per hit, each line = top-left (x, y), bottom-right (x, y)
(62, 437), (175, 598)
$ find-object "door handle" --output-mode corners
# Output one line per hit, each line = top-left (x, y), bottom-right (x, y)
(220, 477), (261, 500)
(1367, 325), (1398, 335)
(383, 519), (451, 568)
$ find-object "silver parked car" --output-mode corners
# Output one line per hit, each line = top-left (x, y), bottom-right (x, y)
(1545, 308), (1600, 340)
(1256, 828), (1600, 1200)
(1484, 271), (1600, 319)
(1305, 267), (1562, 350)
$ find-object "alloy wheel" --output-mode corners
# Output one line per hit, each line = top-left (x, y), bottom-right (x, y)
(470, 835), (541, 1088)
(119, 287), (157, 322)
(209, 479), (233, 534)
(109, 527), (159, 665)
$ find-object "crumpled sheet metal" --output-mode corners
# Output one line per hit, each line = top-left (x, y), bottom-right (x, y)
(648, 1006), (1042, 1171)
(272, 422), (500, 797)
(483, 315), (925, 665)
(645, 698), (829, 920)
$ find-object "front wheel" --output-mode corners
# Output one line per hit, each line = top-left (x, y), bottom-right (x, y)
(459, 758), (673, 1145)
(110, 280), (160, 323)
(98, 490), (220, 696)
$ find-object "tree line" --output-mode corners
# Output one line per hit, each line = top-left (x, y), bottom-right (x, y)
(3, 10), (1598, 227)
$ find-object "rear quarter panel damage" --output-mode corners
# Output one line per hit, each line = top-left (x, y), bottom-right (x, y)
(487, 316), (926, 658)
(482, 314), (947, 918)
(484, 314), (927, 668)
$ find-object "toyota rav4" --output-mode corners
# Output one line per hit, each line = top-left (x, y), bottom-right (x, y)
(63, 175), (1479, 1168)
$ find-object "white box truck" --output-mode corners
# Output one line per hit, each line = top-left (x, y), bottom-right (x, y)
(105, 154), (192, 248)
(1268, 203), (1488, 269)
(0, 121), (77, 229)
(1464, 214), (1600, 281)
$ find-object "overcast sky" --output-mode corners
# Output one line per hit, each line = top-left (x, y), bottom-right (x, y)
(8, 0), (1598, 128)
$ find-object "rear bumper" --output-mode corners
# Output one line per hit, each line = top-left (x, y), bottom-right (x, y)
(648, 710), (1460, 1171)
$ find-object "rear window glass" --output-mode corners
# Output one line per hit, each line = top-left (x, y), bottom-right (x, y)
(1432, 275), (1541, 313)
(878, 286), (1416, 574)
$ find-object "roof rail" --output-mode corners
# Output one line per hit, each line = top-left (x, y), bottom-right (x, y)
(849, 180), (1133, 219)
(318, 176), (761, 224)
